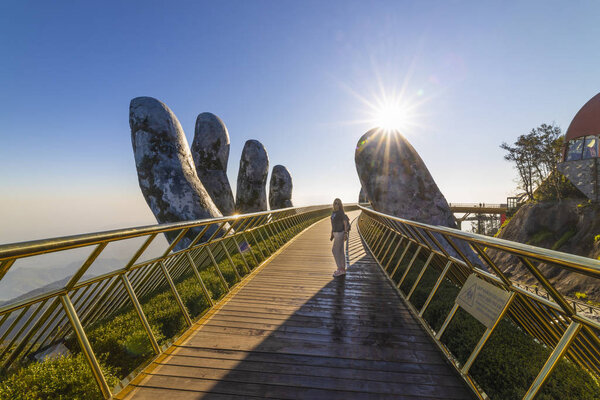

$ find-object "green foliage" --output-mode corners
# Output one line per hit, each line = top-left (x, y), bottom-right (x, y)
(534, 170), (585, 202)
(499, 216), (512, 230)
(0, 353), (120, 400)
(501, 123), (563, 201)
(578, 200), (593, 208)
(420, 274), (600, 399)
(552, 228), (576, 250)
(84, 306), (163, 378)
(527, 229), (554, 246)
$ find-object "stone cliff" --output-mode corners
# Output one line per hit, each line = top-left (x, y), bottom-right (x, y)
(489, 199), (600, 298)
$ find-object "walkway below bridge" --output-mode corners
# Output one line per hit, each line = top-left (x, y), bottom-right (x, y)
(118, 212), (474, 400)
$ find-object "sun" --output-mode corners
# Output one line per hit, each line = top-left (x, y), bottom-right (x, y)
(373, 103), (409, 132)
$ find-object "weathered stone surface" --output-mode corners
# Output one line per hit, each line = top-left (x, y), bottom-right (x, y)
(557, 159), (600, 202)
(359, 187), (369, 203)
(191, 112), (235, 215)
(269, 165), (293, 209)
(236, 140), (269, 213)
(130, 97), (222, 247)
(488, 199), (600, 298)
(355, 128), (478, 263)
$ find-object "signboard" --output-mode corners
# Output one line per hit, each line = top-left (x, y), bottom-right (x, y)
(456, 274), (511, 328)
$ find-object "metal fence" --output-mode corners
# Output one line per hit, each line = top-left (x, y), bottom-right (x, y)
(357, 205), (600, 400)
(0, 204), (348, 399)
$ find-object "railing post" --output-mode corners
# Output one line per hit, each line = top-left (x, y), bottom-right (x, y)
(398, 246), (422, 288)
(59, 294), (112, 400)
(380, 233), (398, 266)
(390, 242), (412, 278)
(407, 252), (435, 300)
(121, 275), (161, 354)
(231, 235), (251, 273)
(159, 261), (193, 327)
(206, 246), (229, 292)
(374, 229), (393, 258)
(384, 237), (403, 271)
(523, 321), (582, 400)
(257, 225), (276, 254)
(372, 227), (390, 256)
(221, 241), (242, 281)
(256, 228), (275, 255)
(435, 303), (460, 340)
(242, 232), (261, 265)
(185, 252), (214, 306)
(461, 293), (515, 374)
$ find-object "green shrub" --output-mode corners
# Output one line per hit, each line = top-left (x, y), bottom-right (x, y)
(84, 306), (164, 378)
(552, 229), (576, 250)
(527, 229), (554, 246)
(0, 353), (120, 400)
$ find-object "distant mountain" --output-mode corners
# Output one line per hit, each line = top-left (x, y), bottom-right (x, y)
(0, 258), (126, 304)
(0, 257), (127, 343)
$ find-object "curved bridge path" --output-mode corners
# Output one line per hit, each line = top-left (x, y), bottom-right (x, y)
(118, 212), (474, 400)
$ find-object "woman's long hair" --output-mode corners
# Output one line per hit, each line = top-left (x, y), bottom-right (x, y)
(333, 198), (345, 213)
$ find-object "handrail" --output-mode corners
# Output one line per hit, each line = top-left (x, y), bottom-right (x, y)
(362, 206), (600, 277)
(357, 205), (600, 399)
(0, 206), (322, 261)
(0, 204), (354, 399)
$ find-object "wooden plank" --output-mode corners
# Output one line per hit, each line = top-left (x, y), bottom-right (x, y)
(120, 213), (474, 400)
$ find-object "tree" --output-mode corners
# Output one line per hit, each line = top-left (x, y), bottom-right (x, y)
(501, 123), (563, 201)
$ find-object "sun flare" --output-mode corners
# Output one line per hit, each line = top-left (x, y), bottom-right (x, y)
(373, 103), (410, 132)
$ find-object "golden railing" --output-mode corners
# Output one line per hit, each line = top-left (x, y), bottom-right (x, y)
(0, 204), (352, 399)
(357, 205), (600, 400)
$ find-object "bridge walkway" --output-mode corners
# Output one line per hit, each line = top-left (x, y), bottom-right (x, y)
(118, 212), (474, 400)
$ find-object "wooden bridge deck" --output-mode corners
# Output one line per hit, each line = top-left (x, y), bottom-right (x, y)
(119, 212), (474, 400)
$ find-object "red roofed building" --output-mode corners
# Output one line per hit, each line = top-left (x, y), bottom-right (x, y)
(558, 93), (600, 201)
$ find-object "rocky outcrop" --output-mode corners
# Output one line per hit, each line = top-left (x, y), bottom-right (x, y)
(191, 112), (235, 215)
(355, 128), (478, 264)
(130, 97), (222, 247)
(236, 140), (269, 213)
(488, 199), (600, 298)
(269, 165), (293, 209)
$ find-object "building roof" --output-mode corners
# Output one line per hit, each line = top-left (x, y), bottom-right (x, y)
(565, 92), (600, 142)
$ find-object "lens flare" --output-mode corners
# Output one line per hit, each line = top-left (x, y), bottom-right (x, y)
(373, 103), (409, 132)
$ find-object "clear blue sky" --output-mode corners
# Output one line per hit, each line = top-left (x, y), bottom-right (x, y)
(1, 0), (599, 242)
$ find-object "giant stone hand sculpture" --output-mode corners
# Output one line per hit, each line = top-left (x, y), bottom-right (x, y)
(236, 140), (269, 213)
(191, 112), (235, 216)
(269, 165), (293, 209)
(130, 97), (222, 248)
(359, 187), (369, 203)
(355, 128), (479, 264)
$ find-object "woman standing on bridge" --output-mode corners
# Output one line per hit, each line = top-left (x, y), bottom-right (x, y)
(330, 198), (350, 277)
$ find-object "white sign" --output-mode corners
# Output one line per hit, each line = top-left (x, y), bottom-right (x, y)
(456, 274), (511, 328)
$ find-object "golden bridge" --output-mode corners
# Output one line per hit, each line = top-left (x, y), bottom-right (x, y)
(1, 205), (599, 399)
